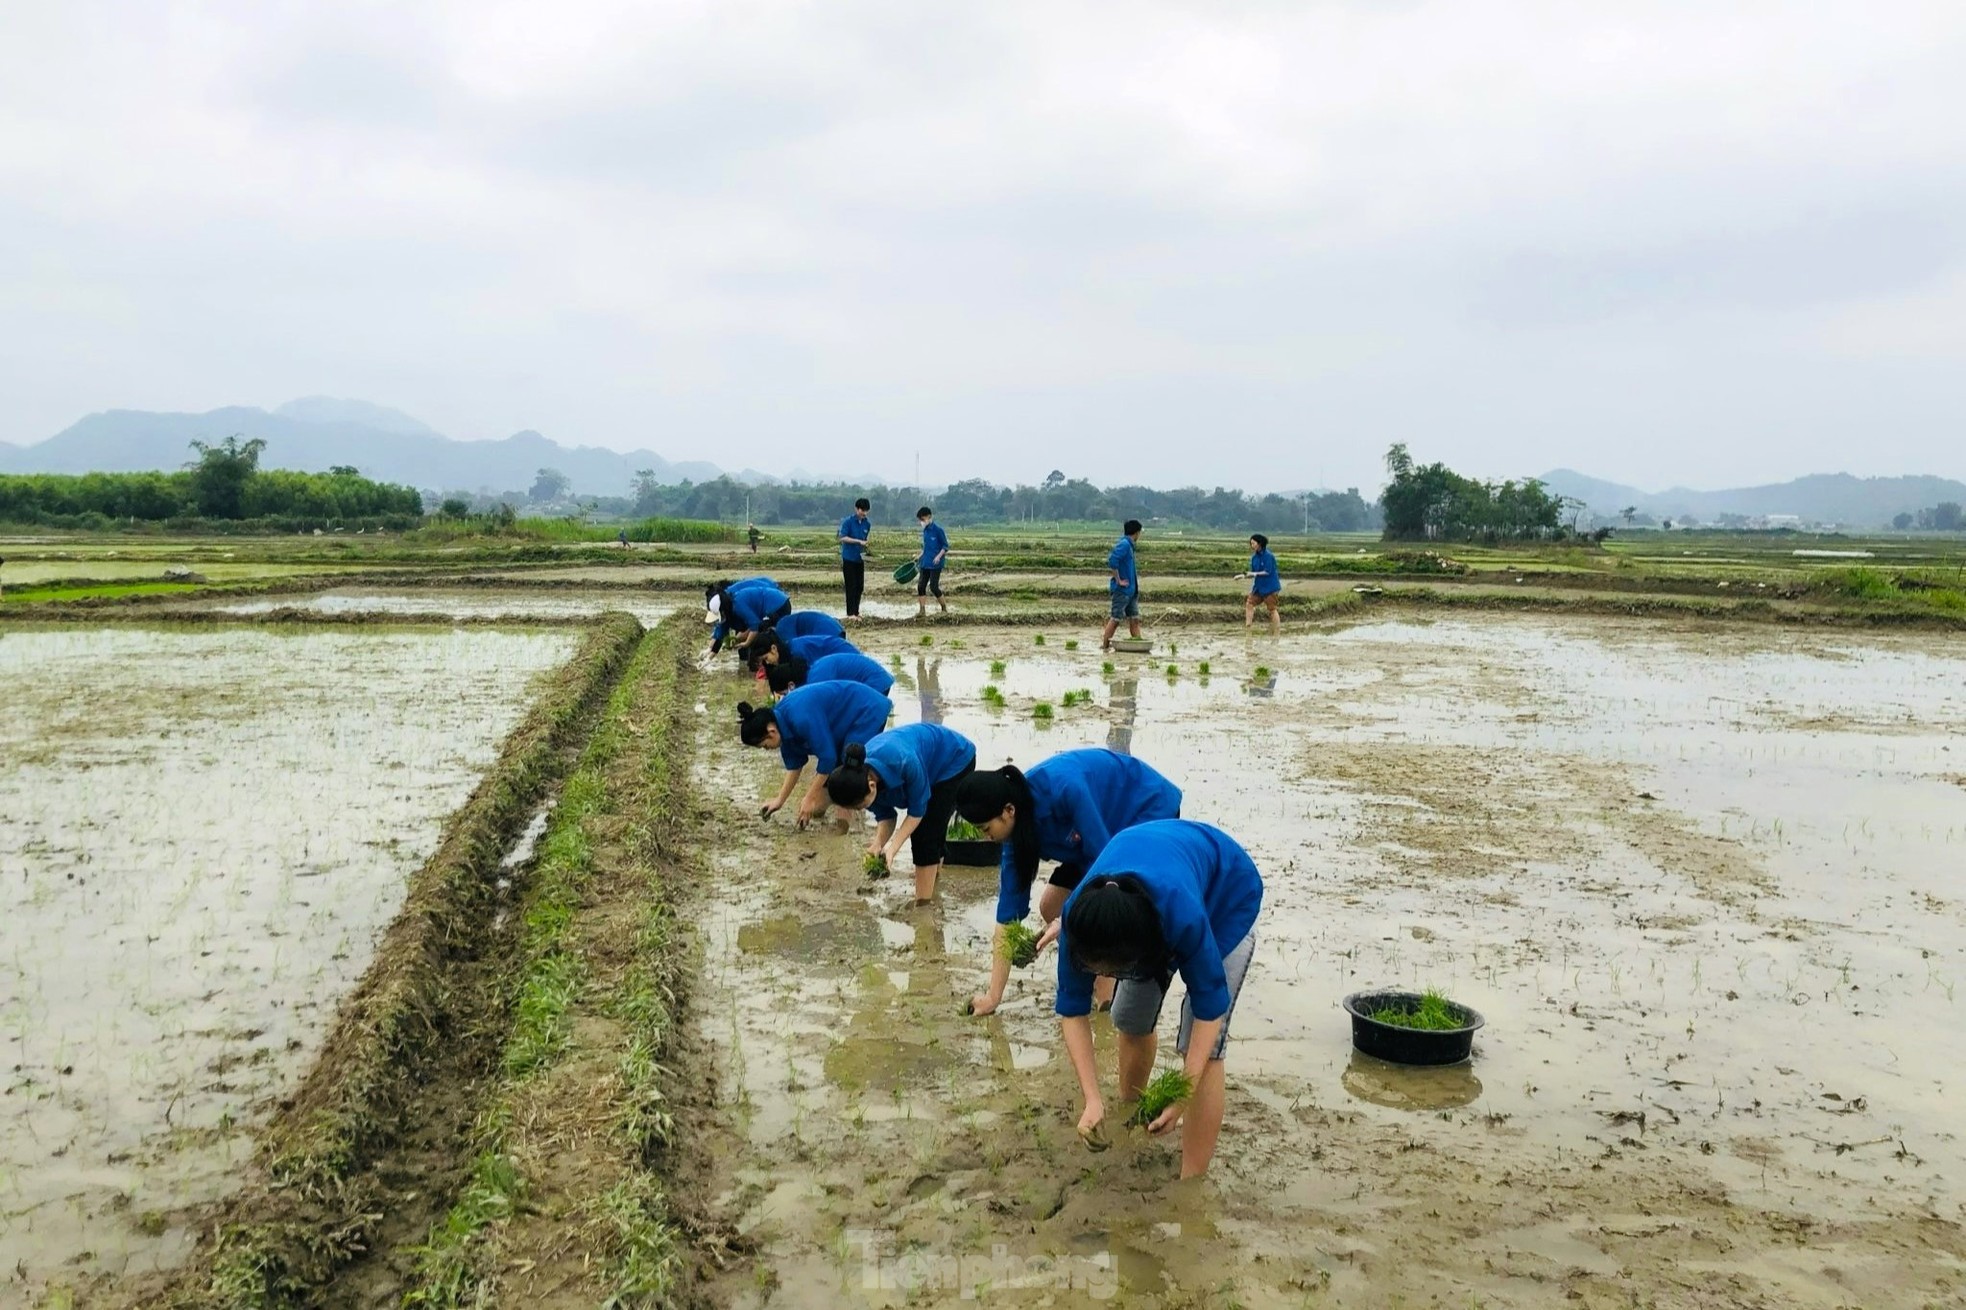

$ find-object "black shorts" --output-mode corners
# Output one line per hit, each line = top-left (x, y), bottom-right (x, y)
(766, 598), (792, 625)
(907, 754), (976, 867)
(1045, 861), (1087, 892)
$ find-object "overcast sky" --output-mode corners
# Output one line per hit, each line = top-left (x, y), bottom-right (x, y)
(3, 2), (1963, 494)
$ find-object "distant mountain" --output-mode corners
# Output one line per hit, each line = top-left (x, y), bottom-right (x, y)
(3, 400), (769, 495)
(1538, 468), (1966, 528)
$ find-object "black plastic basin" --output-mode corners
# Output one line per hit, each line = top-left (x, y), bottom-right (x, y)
(1343, 991), (1484, 1066)
(943, 839), (1001, 867)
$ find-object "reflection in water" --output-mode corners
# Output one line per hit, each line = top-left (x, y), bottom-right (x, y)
(1106, 677), (1139, 754)
(1245, 672), (1278, 699)
(1341, 1050), (1483, 1110)
(917, 657), (944, 724)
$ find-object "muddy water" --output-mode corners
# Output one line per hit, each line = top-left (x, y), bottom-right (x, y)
(0, 625), (576, 1296)
(689, 617), (1966, 1308)
(192, 588), (679, 624)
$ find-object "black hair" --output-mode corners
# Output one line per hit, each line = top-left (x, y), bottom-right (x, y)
(854, 497), (871, 511)
(1123, 519), (1142, 536)
(1250, 532), (1269, 549)
(825, 742), (877, 808)
(765, 655), (809, 694)
(739, 626), (783, 671)
(1063, 874), (1166, 978)
(954, 766), (1038, 886)
(735, 701), (777, 747)
(916, 506), (933, 519)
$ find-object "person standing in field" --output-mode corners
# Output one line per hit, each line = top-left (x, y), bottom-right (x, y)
(1242, 533), (1282, 634)
(1100, 519), (1143, 651)
(748, 523), (762, 553)
(838, 497), (872, 620)
(1056, 819), (1263, 1179)
(915, 506), (949, 617)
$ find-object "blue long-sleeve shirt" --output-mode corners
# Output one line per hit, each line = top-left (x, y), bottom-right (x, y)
(862, 723), (976, 820)
(1107, 536), (1137, 595)
(772, 611), (846, 640)
(785, 633), (857, 664)
(1055, 820), (1262, 1023)
(710, 578), (788, 644)
(994, 750), (1182, 923)
(771, 681), (892, 774)
(839, 514), (871, 562)
(804, 651), (895, 695)
(918, 521), (949, 571)
(1249, 548), (1281, 596)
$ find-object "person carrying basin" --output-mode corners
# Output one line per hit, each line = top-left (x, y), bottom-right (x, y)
(914, 506), (950, 617)
(764, 649), (895, 697)
(740, 680), (893, 828)
(705, 577), (790, 658)
(1100, 519), (1143, 652)
(1056, 819), (1263, 1180)
(839, 496), (873, 620)
(1240, 533), (1282, 635)
(825, 722), (977, 903)
(955, 749), (1183, 1019)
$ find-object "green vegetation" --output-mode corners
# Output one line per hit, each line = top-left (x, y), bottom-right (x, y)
(863, 852), (889, 879)
(999, 922), (1041, 969)
(1060, 688), (1094, 708)
(1198, 661), (1211, 676)
(1127, 1069), (1195, 1127)
(1034, 634), (1046, 645)
(1101, 661), (1116, 676)
(1032, 701), (1055, 720)
(1, 581), (204, 603)
(981, 684), (1006, 707)
(1381, 444), (1568, 543)
(919, 633), (934, 645)
(1253, 666), (1272, 679)
(947, 816), (989, 841)
(1064, 638), (1080, 650)
(1368, 990), (1468, 1031)
(1165, 663), (1179, 677)
(988, 659), (1007, 676)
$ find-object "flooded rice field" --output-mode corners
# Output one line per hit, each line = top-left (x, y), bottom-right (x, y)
(196, 587), (679, 624)
(0, 625), (577, 1293)
(689, 615), (1966, 1308)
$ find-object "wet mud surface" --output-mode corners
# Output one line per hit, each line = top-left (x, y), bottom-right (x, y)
(685, 614), (1966, 1307)
(0, 626), (577, 1297)
(193, 587), (680, 624)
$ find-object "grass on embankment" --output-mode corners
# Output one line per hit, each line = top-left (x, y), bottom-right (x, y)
(152, 613), (645, 1310)
(400, 617), (702, 1309)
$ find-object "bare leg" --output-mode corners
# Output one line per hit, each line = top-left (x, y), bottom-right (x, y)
(1267, 595), (1281, 636)
(1128, 618), (1143, 640)
(1244, 595), (1255, 629)
(1117, 1030), (1156, 1102)
(1093, 974), (1116, 1009)
(1100, 619), (1119, 650)
(914, 860), (942, 903)
(1180, 1058), (1228, 1178)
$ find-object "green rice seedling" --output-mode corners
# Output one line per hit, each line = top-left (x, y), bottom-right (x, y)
(919, 633), (934, 646)
(989, 659), (1008, 677)
(948, 816), (988, 841)
(1034, 634), (1046, 645)
(863, 852), (889, 879)
(889, 653), (905, 669)
(1065, 639), (1080, 650)
(1253, 665), (1272, 679)
(1032, 702), (1055, 721)
(1368, 989), (1466, 1031)
(1164, 663), (1179, 677)
(1060, 688), (1093, 708)
(999, 922), (1041, 968)
(1198, 661), (1211, 676)
(1101, 661), (1115, 676)
(981, 684), (1006, 707)
(1127, 1069), (1194, 1128)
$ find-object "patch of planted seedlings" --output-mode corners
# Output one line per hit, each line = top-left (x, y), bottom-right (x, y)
(863, 852), (890, 879)
(1127, 1069), (1195, 1128)
(999, 922), (1041, 968)
(1032, 702), (1055, 721)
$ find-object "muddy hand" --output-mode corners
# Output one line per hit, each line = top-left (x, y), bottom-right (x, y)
(1034, 918), (1062, 956)
(1148, 1101), (1186, 1136)
(967, 993), (999, 1018)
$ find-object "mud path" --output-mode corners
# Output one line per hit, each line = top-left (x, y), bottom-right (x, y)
(682, 616), (1966, 1308)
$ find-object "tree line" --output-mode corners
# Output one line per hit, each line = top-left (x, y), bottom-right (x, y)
(1379, 444), (1572, 542)
(1891, 503), (1964, 532)
(0, 438), (425, 527)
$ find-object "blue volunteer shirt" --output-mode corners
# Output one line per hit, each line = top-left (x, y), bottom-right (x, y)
(863, 723), (976, 820)
(995, 750), (1183, 923)
(1055, 820), (1263, 1023)
(1107, 535), (1137, 594)
(839, 514), (871, 562)
(773, 611), (846, 641)
(1249, 548), (1281, 596)
(772, 681), (892, 774)
(711, 577), (786, 643)
(729, 583), (789, 630)
(805, 651), (895, 695)
(918, 521), (949, 571)
(786, 633), (857, 664)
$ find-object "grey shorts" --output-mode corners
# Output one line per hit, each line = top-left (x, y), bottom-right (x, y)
(1109, 590), (1140, 620)
(1109, 932), (1256, 1060)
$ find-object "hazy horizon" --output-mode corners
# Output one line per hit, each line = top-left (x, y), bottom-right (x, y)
(4, 3), (1963, 493)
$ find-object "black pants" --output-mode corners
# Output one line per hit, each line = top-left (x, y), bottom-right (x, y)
(908, 755), (976, 868)
(842, 560), (865, 616)
(916, 567), (944, 599)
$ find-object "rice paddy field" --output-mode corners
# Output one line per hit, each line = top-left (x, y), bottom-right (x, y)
(2, 525), (1964, 1308)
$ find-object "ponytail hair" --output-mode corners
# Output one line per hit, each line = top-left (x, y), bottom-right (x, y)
(954, 766), (1038, 885)
(765, 655), (809, 695)
(735, 700), (777, 748)
(1063, 873), (1165, 979)
(825, 742), (876, 808)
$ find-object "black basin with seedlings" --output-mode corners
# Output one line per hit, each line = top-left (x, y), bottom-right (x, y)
(1343, 990), (1485, 1066)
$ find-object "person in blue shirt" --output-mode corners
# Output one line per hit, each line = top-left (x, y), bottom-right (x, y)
(765, 649), (896, 697)
(838, 497), (873, 620)
(953, 750), (1183, 1018)
(825, 723), (977, 902)
(914, 506), (950, 618)
(1100, 519), (1143, 652)
(1241, 533), (1282, 635)
(705, 578), (791, 657)
(743, 630), (858, 674)
(1056, 820), (1264, 1179)
(738, 681), (892, 827)
(766, 610), (847, 642)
